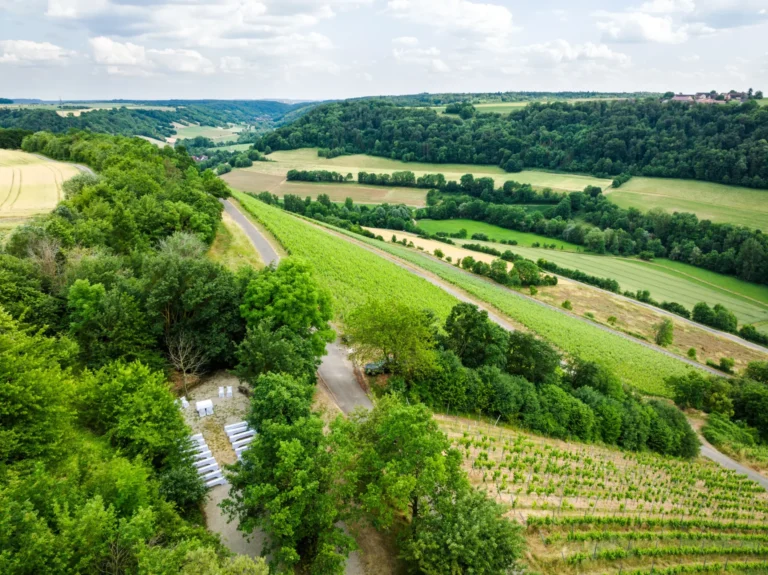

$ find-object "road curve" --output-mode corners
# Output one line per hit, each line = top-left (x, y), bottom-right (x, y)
(220, 199), (280, 266)
(698, 435), (768, 491)
(318, 340), (373, 414)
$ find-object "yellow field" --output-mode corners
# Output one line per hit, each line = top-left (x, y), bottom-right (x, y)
(0, 149), (80, 220)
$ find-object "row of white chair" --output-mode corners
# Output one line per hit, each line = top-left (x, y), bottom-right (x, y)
(224, 421), (256, 460)
(190, 433), (227, 487)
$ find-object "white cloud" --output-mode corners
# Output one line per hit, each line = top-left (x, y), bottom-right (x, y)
(0, 40), (75, 65)
(679, 53), (700, 62)
(89, 36), (214, 75)
(516, 40), (631, 68)
(392, 44), (450, 73)
(638, 0), (695, 14)
(596, 11), (714, 43)
(392, 36), (419, 46)
(386, 0), (515, 38)
(219, 56), (259, 75)
(46, 0), (109, 19)
(431, 58), (450, 72)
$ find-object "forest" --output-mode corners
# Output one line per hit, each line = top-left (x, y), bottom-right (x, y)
(0, 100), (315, 140)
(257, 98), (768, 189)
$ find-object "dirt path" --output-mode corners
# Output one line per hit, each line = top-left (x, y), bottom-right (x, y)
(221, 198), (280, 265)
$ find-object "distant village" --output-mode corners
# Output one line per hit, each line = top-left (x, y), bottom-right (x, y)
(664, 89), (762, 104)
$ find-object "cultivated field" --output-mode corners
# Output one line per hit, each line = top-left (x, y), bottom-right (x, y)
(431, 98), (626, 115)
(416, 219), (768, 331)
(214, 143), (252, 153)
(439, 414), (768, 575)
(372, 228), (768, 372)
(170, 123), (243, 144)
(606, 177), (768, 230)
(230, 148), (612, 193)
(0, 149), (80, 222)
(223, 171), (429, 206)
(233, 191), (458, 319)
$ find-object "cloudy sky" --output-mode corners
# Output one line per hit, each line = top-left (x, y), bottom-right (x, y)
(1, 0), (767, 100)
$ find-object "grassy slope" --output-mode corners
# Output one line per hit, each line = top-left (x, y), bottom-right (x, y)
(234, 192), (458, 320)
(607, 176), (768, 229)
(417, 218), (768, 329)
(417, 218), (581, 251)
(248, 148), (612, 193)
(234, 192), (692, 396)
(207, 211), (264, 271)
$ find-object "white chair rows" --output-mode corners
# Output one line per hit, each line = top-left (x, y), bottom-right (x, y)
(224, 421), (256, 460)
(190, 433), (227, 488)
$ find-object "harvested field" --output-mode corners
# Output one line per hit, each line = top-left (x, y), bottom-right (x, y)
(0, 149), (80, 221)
(223, 170), (429, 206)
(227, 148), (612, 193)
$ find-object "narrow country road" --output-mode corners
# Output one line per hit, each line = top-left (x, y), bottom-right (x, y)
(221, 199), (280, 266)
(223, 199), (768, 499)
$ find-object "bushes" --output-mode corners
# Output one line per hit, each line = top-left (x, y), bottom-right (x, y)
(612, 172), (633, 188)
(692, 302), (738, 333)
(659, 301), (691, 319)
(739, 324), (768, 346)
(287, 169), (349, 183)
(537, 259), (620, 292)
(462, 242), (501, 257)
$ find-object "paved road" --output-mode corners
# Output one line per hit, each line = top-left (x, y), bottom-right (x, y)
(221, 199), (280, 266)
(698, 435), (768, 491)
(318, 340), (373, 414)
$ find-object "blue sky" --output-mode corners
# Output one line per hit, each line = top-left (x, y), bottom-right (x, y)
(1, 0), (766, 100)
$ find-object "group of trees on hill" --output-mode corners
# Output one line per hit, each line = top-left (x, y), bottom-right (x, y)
(1, 131), (285, 573)
(257, 98), (768, 188)
(345, 300), (700, 459)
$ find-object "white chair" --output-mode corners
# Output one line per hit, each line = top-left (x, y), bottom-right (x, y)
(218, 386), (225, 398)
(202, 469), (223, 481)
(196, 399), (214, 418)
(190, 433), (203, 441)
(226, 386), (233, 398)
(193, 449), (212, 461)
(193, 456), (216, 468)
(226, 424), (248, 438)
(206, 476), (227, 488)
(197, 462), (218, 475)
(181, 397), (190, 409)
(232, 437), (254, 450)
(224, 421), (247, 432)
(229, 429), (255, 442)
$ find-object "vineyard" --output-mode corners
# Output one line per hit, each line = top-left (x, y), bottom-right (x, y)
(438, 415), (768, 575)
(233, 192), (458, 319)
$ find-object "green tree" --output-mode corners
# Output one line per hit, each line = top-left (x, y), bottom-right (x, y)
(505, 331), (560, 385)
(400, 488), (524, 575)
(345, 299), (437, 378)
(240, 259), (334, 356)
(441, 303), (509, 369)
(654, 318), (674, 347)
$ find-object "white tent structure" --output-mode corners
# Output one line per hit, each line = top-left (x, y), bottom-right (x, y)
(196, 399), (214, 418)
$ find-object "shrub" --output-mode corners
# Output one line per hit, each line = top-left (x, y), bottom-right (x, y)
(562, 300), (573, 310)
(687, 347), (697, 359)
(654, 318), (674, 347)
(433, 248), (444, 259)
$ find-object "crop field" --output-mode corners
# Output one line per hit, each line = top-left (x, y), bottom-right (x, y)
(233, 191), (458, 319)
(213, 143), (252, 153)
(372, 228), (768, 371)
(224, 171), (429, 206)
(417, 218), (581, 250)
(170, 123), (243, 144)
(0, 149), (80, 221)
(416, 219), (768, 331)
(235, 148), (612, 193)
(606, 177), (768, 230)
(438, 414), (768, 575)
(320, 224), (694, 396)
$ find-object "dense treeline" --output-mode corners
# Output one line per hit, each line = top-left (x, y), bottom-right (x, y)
(0, 127), (32, 148)
(347, 300), (700, 459)
(0, 132), (279, 573)
(286, 169), (352, 183)
(351, 91), (660, 107)
(258, 99), (768, 188)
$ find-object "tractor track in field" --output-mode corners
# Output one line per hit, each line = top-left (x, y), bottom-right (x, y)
(0, 168), (16, 210)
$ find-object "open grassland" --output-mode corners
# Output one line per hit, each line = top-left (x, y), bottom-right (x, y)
(438, 414), (768, 575)
(237, 148), (612, 192)
(224, 171), (429, 206)
(207, 211), (264, 272)
(417, 218), (581, 250)
(416, 219), (768, 331)
(213, 143), (253, 153)
(233, 191), (458, 320)
(373, 228), (768, 372)
(607, 177), (768, 230)
(0, 149), (80, 222)
(307, 222), (693, 396)
(170, 123), (243, 144)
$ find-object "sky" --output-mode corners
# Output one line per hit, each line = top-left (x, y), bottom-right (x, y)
(1, 0), (767, 101)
